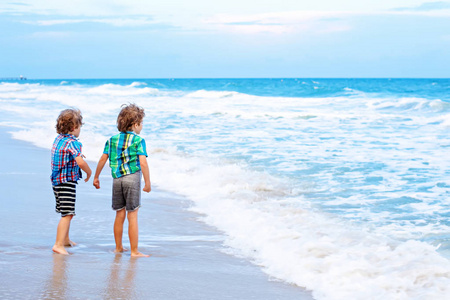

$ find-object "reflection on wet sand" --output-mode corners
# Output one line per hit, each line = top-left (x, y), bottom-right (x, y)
(41, 254), (68, 299)
(104, 254), (138, 300)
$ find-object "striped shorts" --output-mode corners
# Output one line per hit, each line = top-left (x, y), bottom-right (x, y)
(52, 182), (77, 217)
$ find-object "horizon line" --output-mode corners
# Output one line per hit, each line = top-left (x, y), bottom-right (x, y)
(2, 77), (450, 80)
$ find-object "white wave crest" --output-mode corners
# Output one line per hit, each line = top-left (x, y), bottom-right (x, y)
(186, 89), (240, 99)
(147, 149), (450, 300)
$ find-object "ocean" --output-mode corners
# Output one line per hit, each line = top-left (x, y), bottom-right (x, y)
(1, 78), (449, 299)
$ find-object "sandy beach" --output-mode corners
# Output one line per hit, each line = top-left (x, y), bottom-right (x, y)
(0, 127), (313, 299)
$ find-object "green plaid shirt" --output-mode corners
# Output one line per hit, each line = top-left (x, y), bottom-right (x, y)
(103, 131), (148, 179)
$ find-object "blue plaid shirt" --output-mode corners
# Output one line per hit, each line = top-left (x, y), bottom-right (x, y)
(51, 134), (83, 186)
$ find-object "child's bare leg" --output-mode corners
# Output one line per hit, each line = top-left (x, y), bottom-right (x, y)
(53, 215), (73, 255)
(114, 209), (127, 252)
(127, 209), (149, 257)
(64, 221), (76, 247)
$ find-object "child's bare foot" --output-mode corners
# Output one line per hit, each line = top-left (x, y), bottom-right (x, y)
(131, 251), (150, 257)
(64, 240), (77, 247)
(114, 247), (129, 253)
(52, 245), (69, 255)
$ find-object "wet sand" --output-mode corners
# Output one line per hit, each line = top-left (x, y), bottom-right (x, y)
(0, 128), (313, 299)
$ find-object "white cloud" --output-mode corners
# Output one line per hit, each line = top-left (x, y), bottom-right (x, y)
(4, 1), (450, 35)
(26, 19), (86, 26)
(202, 8), (450, 35)
(387, 8), (450, 16)
(25, 17), (159, 27)
(7, 2), (32, 6)
(0, 1), (441, 17)
(394, 1), (450, 11)
(203, 11), (352, 35)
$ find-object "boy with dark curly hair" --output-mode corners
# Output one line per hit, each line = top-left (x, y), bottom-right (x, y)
(93, 103), (151, 257)
(51, 108), (92, 255)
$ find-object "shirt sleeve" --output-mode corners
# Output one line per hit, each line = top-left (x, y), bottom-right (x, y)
(136, 137), (148, 157)
(103, 140), (110, 154)
(67, 140), (82, 158)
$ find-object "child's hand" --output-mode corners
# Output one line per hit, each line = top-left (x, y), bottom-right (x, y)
(93, 178), (100, 189)
(75, 156), (92, 183)
(143, 183), (151, 193)
(84, 171), (92, 182)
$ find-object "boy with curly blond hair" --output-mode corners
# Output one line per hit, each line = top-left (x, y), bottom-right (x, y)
(51, 108), (92, 255)
(93, 103), (151, 257)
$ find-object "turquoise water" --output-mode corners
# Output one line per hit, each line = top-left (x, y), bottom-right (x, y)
(8, 78), (450, 100)
(1, 78), (449, 299)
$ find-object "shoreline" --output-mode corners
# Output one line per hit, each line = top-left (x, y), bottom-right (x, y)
(0, 127), (313, 299)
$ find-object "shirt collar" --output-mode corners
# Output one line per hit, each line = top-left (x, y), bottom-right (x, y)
(63, 133), (78, 140)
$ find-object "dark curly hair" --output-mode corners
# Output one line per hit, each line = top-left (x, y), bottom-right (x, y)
(56, 108), (83, 134)
(117, 103), (145, 132)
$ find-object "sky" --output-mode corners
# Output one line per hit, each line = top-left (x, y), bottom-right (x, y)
(0, 0), (449, 78)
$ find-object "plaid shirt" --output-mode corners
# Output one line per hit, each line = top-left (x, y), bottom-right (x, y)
(103, 131), (147, 179)
(51, 134), (83, 186)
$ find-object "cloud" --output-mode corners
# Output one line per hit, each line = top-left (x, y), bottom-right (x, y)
(204, 11), (353, 35)
(393, 1), (450, 11)
(202, 6), (450, 35)
(25, 17), (161, 27)
(8, 2), (31, 6)
(4, 2), (450, 36)
(1, 0), (135, 17)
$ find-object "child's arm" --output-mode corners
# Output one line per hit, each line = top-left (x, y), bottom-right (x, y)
(75, 156), (92, 182)
(139, 155), (151, 193)
(93, 153), (108, 189)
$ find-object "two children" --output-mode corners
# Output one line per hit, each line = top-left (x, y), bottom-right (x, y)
(50, 104), (151, 256)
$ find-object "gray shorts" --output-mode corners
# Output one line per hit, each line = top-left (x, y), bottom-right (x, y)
(112, 171), (141, 211)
